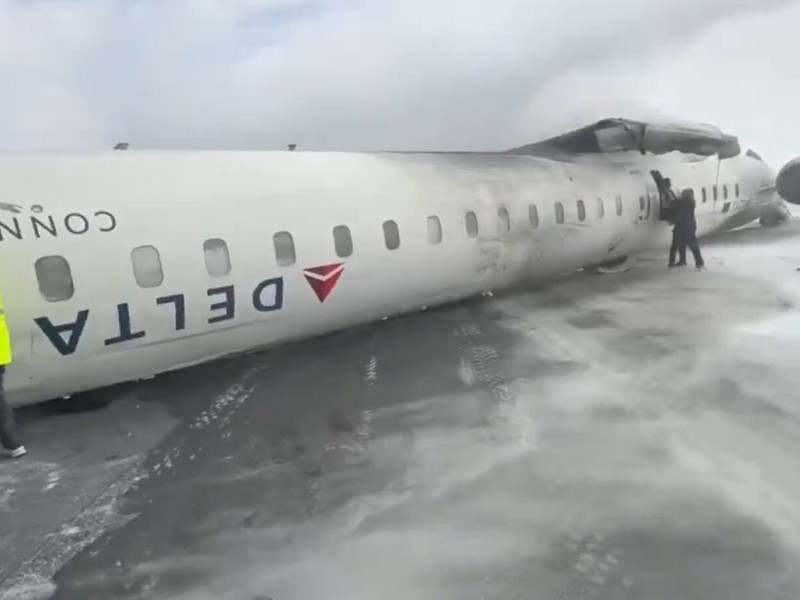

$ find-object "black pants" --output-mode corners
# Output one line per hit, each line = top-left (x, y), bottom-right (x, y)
(670, 228), (704, 267)
(669, 229), (684, 265)
(682, 228), (704, 267)
(0, 366), (23, 451)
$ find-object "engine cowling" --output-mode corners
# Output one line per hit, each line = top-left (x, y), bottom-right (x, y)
(760, 203), (792, 227)
(777, 157), (800, 205)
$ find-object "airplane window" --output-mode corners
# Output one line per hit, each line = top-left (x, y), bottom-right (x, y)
(383, 219), (400, 250)
(615, 195), (623, 216)
(702, 187), (707, 203)
(555, 202), (564, 224)
(498, 207), (510, 234)
(427, 216), (442, 244)
(35, 255), (74, 302)
(713, 185), (718, 201)
(596, 198), (604, 218)
(333, 225), (353, 257)
(203, 238), (231, 278)
(528, 204), (539, 228)
(723, 184), (728, 200)
(577, 200), (586, 222)
(273, 231), (296, 266)
(465, 211), (479, 238)
(735, 183), (740, 197)
(131, 245), (164, 288)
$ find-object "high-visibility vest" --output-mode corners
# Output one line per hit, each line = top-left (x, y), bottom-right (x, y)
(0, 290), (11, 365)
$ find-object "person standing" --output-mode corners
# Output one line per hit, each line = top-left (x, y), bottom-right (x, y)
(661, 178), (684, 268)
(0, 289), (26, 458)
(666, 197), (683, 267)
(675, 188), (705, 269)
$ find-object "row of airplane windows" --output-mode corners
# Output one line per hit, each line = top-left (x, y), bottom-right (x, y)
(33, 183), (740, 303)
(703, 182), (739, 203)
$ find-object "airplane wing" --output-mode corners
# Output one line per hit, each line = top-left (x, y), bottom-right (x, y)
(504, 117), (741, 161)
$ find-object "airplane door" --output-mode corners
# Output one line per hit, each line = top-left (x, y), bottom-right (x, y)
(636, 186), (658, 223)
(646, 185), (659, 221)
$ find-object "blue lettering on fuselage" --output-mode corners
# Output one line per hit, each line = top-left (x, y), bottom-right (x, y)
(208, 285), (235, 323)
(104, 303), (146, 346)
(34, 310), (90, 356)
(156, 294), (186, 330)
(33, 277), (285, 356)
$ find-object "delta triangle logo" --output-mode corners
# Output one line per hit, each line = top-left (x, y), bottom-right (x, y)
(303, 263), (345, 303)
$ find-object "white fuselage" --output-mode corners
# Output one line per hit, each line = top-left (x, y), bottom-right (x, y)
(0, 148), (778, 407)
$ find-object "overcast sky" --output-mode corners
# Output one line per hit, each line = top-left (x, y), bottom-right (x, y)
(1, 0), (798, 165)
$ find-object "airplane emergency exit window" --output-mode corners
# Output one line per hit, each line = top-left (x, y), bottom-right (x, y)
(273, 231), (296, 266)
(383, 220), (400, 250)
(735, 183), (740, 197)
(131, 245), (164, 288)
(723, 184), (728, 199)
(577, 200), (586, 222)
(639, 196), (645, 211)
(702, 188), (707, 203)
(465, 211), (479, 238)
(427, 216), (442, 244)
(596, 198), (604, 218)
(498, 207), (510, 234)
(333, 225), (353, 257)
(35, 255), (74, 302)
(528, 205), (539, 228)
(203, 238), (231, 278)
(615, 195), (623, 216)
(555, 202), (564, 224)
(713, 185), (718, 201)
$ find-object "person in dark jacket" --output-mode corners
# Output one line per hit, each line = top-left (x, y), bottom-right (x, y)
(667, 213), (683, 266)
(664, 180), (683, 267)
(662, 178), (678, 206)
(673, 188), (704, 269)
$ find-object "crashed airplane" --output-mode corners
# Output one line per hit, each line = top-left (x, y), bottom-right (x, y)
(0, 117), (797, 407)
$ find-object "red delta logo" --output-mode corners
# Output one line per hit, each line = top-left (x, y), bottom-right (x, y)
(303, 263), (345, 303)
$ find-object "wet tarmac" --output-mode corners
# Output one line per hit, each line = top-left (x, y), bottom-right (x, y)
(4, 222), (800, 599)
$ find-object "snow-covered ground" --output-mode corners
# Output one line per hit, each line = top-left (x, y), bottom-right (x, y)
(4, 221), (800, 600)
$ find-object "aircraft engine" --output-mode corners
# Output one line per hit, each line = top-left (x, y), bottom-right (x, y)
(777, 157), (800, 205)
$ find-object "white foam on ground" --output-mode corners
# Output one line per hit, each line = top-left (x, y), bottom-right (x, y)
(363, 356), (379, 383)
(42, 225), (800, 600)
(0, 581), (56, 600)
(1, 458), (142, 600)
(127, 314), (544, 600)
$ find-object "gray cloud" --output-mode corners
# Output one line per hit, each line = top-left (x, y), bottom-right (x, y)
(0, 0), (798, 165)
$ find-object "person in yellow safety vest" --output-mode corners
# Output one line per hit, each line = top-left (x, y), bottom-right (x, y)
(0, 290), (26, 458)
